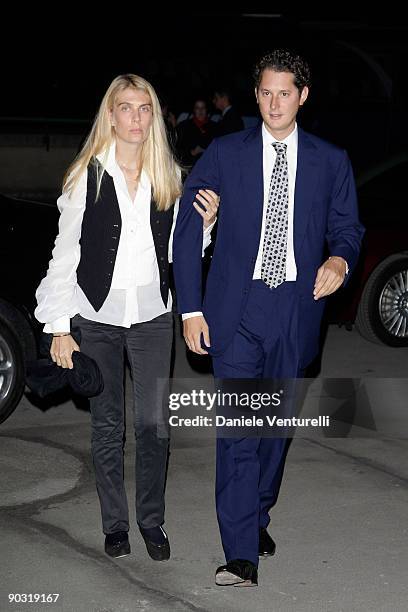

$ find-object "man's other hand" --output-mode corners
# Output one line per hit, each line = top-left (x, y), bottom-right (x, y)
(313, 256), (347, 300)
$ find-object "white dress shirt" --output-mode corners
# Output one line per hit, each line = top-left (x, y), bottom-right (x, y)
(253, 122), (298, 281)
(182, 122), (298, 321)
(35, 141), (212, 333)
(255, 123), (348, 278)
(182, 122), (348, 321)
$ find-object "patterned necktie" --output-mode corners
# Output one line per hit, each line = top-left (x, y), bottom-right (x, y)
(261, 142), (289, 289)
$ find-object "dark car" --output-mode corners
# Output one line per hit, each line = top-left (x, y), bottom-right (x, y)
(328, 152), (408, 346)
(0, 194), (58, 423)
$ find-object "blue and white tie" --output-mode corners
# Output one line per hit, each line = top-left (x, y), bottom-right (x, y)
(261, 142), (289, 289)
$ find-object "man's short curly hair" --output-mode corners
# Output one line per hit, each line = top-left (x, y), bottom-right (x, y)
(253, 49), (311, 92)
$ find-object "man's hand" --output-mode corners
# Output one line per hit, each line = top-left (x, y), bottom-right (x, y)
(313, 256), (347, 300)
(193, 189), (220, 228)
(183, 316), (211, 354)
(50, 334), (80, 369)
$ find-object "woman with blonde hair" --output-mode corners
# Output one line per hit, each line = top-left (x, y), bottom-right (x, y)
(35, 74), (218, 560)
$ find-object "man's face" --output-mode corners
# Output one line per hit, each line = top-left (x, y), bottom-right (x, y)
(255, 69), (308, 139)
(110, 87), (153, 146)
(212, 92), (226, 111)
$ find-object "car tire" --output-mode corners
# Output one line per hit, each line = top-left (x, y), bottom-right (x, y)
(355, 253), (408, 347)
(0, 320), (25, 424)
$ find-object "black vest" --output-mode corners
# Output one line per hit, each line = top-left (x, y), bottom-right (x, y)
(77, 161), (174, 312)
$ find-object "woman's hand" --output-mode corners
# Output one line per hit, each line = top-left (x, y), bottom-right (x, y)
(190, 145), (205, 157)
(50, 334), (80, 369)
(193, 189), (220, 228)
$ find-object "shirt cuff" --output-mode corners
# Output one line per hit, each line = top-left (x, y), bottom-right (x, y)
(203, 219), (216, 235)
(43, 316), (71, 334)
(182, 311), (203, 321)
(202, 221), (215, 253)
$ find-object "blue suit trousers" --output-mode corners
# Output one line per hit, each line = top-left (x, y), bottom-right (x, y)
(212, 280), (304, 565)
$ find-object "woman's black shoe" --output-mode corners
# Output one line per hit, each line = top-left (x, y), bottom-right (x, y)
(139, 526), (170, 561)
(104, 531), (130, 558)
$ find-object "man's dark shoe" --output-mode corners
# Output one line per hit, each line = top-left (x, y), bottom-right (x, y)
(259, 527), (276, 557)
(104, 531), (130, 558)
(215, 559), (258, 587)
(139, 525), (170, 561)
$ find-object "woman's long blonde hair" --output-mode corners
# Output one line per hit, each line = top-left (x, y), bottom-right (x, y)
(63, 74), (182, 210)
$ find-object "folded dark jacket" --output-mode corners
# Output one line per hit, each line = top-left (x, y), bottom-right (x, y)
(26, 331), (104, 398)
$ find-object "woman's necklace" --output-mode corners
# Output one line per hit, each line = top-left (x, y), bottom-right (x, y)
(118, 160), (141, 183)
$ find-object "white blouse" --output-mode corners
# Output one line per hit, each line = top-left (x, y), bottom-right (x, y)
(35, 142), (212, 333)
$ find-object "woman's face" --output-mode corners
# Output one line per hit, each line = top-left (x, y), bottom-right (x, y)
(110, 87), (153, 146)
(193, 101), (207, 121)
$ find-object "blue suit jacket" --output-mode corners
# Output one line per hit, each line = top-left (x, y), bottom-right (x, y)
(173, 123), (364, 367)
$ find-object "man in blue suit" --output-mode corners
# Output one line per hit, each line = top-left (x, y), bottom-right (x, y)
(173, 49), (364, 587)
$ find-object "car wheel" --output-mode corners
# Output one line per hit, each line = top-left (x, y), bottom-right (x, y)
(355, 254), (408, 347)
(0, 320), (25, 424)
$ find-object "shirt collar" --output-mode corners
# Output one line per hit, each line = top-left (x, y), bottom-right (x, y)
(96, 140), (116, 173)
(262, 122), (298, 148)
(222, 105), (232, 116)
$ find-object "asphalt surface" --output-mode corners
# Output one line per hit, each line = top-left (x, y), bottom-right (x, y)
(1, 323), (408, 612)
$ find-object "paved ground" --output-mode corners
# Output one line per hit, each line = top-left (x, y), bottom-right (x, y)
(1, 324), (408, 612)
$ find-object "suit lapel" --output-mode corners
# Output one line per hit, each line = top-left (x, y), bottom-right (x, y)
(238, 124), (264, 241)
(294, 128), (320, 260)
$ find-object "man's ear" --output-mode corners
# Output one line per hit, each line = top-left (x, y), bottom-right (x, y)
(254, 87), (259, 104)
(299, 86), (309, 106)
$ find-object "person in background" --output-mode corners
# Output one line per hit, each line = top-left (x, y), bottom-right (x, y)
(176, 98), (217, 168)
(212, 86), (244, 136)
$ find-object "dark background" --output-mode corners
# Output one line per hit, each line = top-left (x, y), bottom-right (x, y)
(2, 11), (407, 172)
